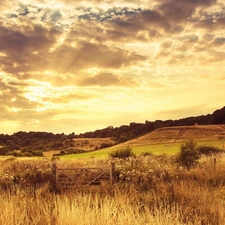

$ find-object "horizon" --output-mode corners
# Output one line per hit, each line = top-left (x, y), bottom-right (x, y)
(1, 105), (224, 136)
(1, 0), (225, 135)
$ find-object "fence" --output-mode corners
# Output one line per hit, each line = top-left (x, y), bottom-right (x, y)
(52, 162), (115, 190)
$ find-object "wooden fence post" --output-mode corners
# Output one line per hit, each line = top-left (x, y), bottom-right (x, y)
(214, 158), (217, 171)
(110, 162), (115, 185)
(52, 163), (57, 191)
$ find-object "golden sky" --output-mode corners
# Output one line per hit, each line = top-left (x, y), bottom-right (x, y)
(0, 0), (225, 134)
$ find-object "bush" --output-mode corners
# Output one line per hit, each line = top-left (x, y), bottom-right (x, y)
(31, 150), (43, 157)
(0, 147), (9, 155)
(176, 139), (200, 169)
(60, 150), (66, 155)
(99, 142), (114, 149)
(109, 146), (135, 159)
(197, 145), (223, 155)
(140, 151), (153, 157)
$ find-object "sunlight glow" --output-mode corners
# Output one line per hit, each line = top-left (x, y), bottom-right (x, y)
(0, 0), (224, 134)
(8, 107), (22, 113)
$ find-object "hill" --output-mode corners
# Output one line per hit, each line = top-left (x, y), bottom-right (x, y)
(0, 106), (225, 156)
(43, 137), (116, 157)
(76, 106), (225, 143)
(118, 124), (225, 147)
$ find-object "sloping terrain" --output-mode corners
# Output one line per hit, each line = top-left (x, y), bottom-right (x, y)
(71, 137), (116, 151)
(118, 124), (225, 147)
(43, 137), (116, 156)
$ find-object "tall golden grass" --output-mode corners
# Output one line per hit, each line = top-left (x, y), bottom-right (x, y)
(0, 154), (225, 225)
(0, 189), (186, 225)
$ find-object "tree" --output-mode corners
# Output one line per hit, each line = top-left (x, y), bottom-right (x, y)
(177, 139), (200, 169)
(109, 146), (135, 159)
(0, 147), (9, 155)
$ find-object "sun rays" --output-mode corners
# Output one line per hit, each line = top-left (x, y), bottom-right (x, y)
(0, 0), (225, 134)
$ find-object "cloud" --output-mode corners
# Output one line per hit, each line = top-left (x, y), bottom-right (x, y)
(104, 9), (171, 42)
(78, 72), (138, 87)
(0, 24), (60, 53)
(48, 40), (147, 73)
(42, 91), (96, 104)
(0, 79), (31, 110)
(0, 0), (225, 135)
(210, 37), (225, 46)
(195, 16), (225, 30)
(158, 0), (217, 22)
(0, 23), (61, 74)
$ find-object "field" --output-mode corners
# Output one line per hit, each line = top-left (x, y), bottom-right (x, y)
(54, 125), (225, 159)
(61, 139), (224, 159)
(1, 125), (225, 224)
(1, 149), (225, 224)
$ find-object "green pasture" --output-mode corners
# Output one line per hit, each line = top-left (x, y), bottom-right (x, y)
(61, 139), (225, 159)
(62, 143), (180, 159)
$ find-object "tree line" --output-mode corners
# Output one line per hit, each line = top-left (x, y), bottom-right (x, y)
(0, 106), (224, 156)
(76, 106), (225, 142)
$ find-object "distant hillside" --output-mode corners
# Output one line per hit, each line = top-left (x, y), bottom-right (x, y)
(0, 106), (225, 156)
(118, 124), (225, 147)
(76, 106), (225, 143)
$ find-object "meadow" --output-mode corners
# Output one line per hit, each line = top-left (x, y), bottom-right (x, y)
(1, 144), (225, 225)
(61, 139), (224, 159)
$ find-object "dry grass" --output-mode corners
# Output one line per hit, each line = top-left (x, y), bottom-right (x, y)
(119, 124), (225, 146)
(0, 154), (225, 224)
(0, 189), (185, 225)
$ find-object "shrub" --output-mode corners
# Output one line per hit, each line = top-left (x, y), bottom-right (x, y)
(0, 147), (9, 155)
(31, 150), (43, 157)
(22, 152), (33, 157)
(99, 142), (113, 149)
(109, 146), (135, 159)
(197, 145), (223, 155)
(140, 151), (153, 157)
(60, 150), (66, 155)
(176, 139), (200, 169)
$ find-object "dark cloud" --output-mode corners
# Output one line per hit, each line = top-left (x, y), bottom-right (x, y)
(50, 10), (62, 22)
(210, 37), (225, 46)
(78, 6), (140, 22)
(48, 40), (147, 73)
(104, 9), (169, 42)
(157, 0), (217, 22)
(0, 23), (61, 74)
(195, 16), (225, 30)
(19, 5), (31, 16)
(0, 24), (61, 53)
(0, 11), (147, 76)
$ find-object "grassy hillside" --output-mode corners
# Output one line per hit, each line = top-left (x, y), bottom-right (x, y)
(59, 125), (225, 158)
(43, 137), (116, 157)
(119, 124), (225, 146)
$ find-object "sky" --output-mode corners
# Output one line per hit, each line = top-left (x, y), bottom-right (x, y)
(0, 0), (225, 135)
